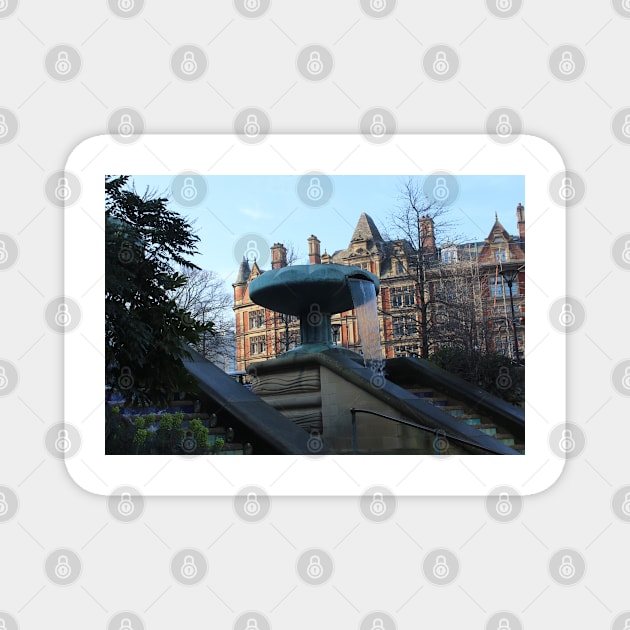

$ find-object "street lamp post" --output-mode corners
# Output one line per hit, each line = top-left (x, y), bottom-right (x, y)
(499, 268), (521, 365)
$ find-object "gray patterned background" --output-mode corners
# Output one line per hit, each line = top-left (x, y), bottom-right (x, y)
(1, 1), (629, 628)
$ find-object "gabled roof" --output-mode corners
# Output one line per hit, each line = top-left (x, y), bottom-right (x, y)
(351, 212), (384, 243)
(486, 214), (512, 242)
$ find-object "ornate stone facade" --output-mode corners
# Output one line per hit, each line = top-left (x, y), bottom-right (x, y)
(233, 206), (525, 371)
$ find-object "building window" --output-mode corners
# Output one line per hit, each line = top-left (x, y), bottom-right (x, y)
(390, 286), (415, 308)
(392, 315), (417, 338)
(441, 248), (457, 264)
(394, 344), (420, 357)
(249, 309), (265, 329)
(489, 277), (505, 298)
(494, 248), (507, 262)
(396, 261), (405, 275)
(249, 335), (266, 355)
(489, 276), (519, 298)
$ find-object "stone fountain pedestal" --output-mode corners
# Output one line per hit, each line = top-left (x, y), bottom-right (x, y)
(247, 264), (382, 449)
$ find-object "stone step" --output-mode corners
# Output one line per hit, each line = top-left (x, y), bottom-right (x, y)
(495, 434), (515, 446)
(179, 412), (209, 422)
(444, 407), (469, 416)
(214, 443), (244, 455)
(426, 398), (449, 406)
(461, 417), (482, 426)
(478, 426), (497, 436)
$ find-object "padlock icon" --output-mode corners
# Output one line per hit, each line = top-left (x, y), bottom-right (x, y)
(496, 0), (512, 11)
(0, 492), (8, 516)
(244, 239), (260, 262)
(559, 429), (575, 453)
(244, 492), (261, 516)
(621, 492), (630, 516)
(622, 241), (630, 264)
(119, 618), (134, 630)
(55, 429), (72, 453)
(306, 554), (323, 579)
(623, 619), (630, 630)
(0, 239), (8, 264)
(118, 492), (135, 516)
(558, 51), (576, 75)
(0, 114), (8, 138)
(306, 177), (324, 201)
(0, 619), (7, 630)
(370, 0), (386, 11)
(118, 366), (133, 389)
(432, 176), (449, 201)
(496, 492), (513, 516)
(54, 554), (72, 579)
(117, 0), (134, 11)
(0, 366), (8, 390)
(496, 114), (512, 137)
(307, 430), (323, 453)
(181, 177), (197, 201)
(558, 554), (575, 579)
(621, 114), (630, 139)
(54, 177), (72, 202)
(245, 619), (260, 630)
(623, 0), (630, 10)
(54, 303), (72, 327)
(244, 0), (261, 11)
(306, 51), (323, 75)
(432, 554), (450, 579)
(118, 241), (134, 264)
(496, 366), (512, 389)
(307, 303), (322, 327)
(181, 51), (198, 75)
(371, 619), (385, 630)
(622, 366), (630, 390)
(244, 113), (260, 137)
(118, 113), (134, 137)
(369, 492), (387, 516)
(0, 0), (7, 11)
(369, 113), (386, 138)
(497, 618), (511, 630)
(432, 51), (449, 75)
(54, 51), (72, 76)
(181, 555), (198, 579)
(434, 430), (448, 454)
(182, 430), (196, 452)
(558, 303), (575, 327)
(558, 176), (575, 201)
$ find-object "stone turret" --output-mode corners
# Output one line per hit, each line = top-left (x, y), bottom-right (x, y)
(233, 256), (251, 303)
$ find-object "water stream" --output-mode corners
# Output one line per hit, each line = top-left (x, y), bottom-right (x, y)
(348, 278), (383, 368)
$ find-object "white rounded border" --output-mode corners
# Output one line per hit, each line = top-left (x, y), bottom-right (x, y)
(64, 133), (565, 496)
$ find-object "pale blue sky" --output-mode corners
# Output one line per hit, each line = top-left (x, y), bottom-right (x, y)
(128, 175), (524, 292)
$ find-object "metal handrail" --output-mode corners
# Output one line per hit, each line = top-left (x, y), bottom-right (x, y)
(349, 407), (505, 455)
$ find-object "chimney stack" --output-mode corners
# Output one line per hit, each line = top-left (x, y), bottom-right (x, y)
(419, 215), (436, 254)
(308, 235), (321, 265)
(516, 203), (525, 243)
(271, 242), (287, 269)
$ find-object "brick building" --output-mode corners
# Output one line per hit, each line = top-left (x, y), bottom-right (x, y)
(232, 205), (525, 371)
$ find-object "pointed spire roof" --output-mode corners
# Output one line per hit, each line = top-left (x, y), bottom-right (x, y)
(351, 212), (383, 243)
(486, 213), (511, 241)
(234, 256), (251, 285)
